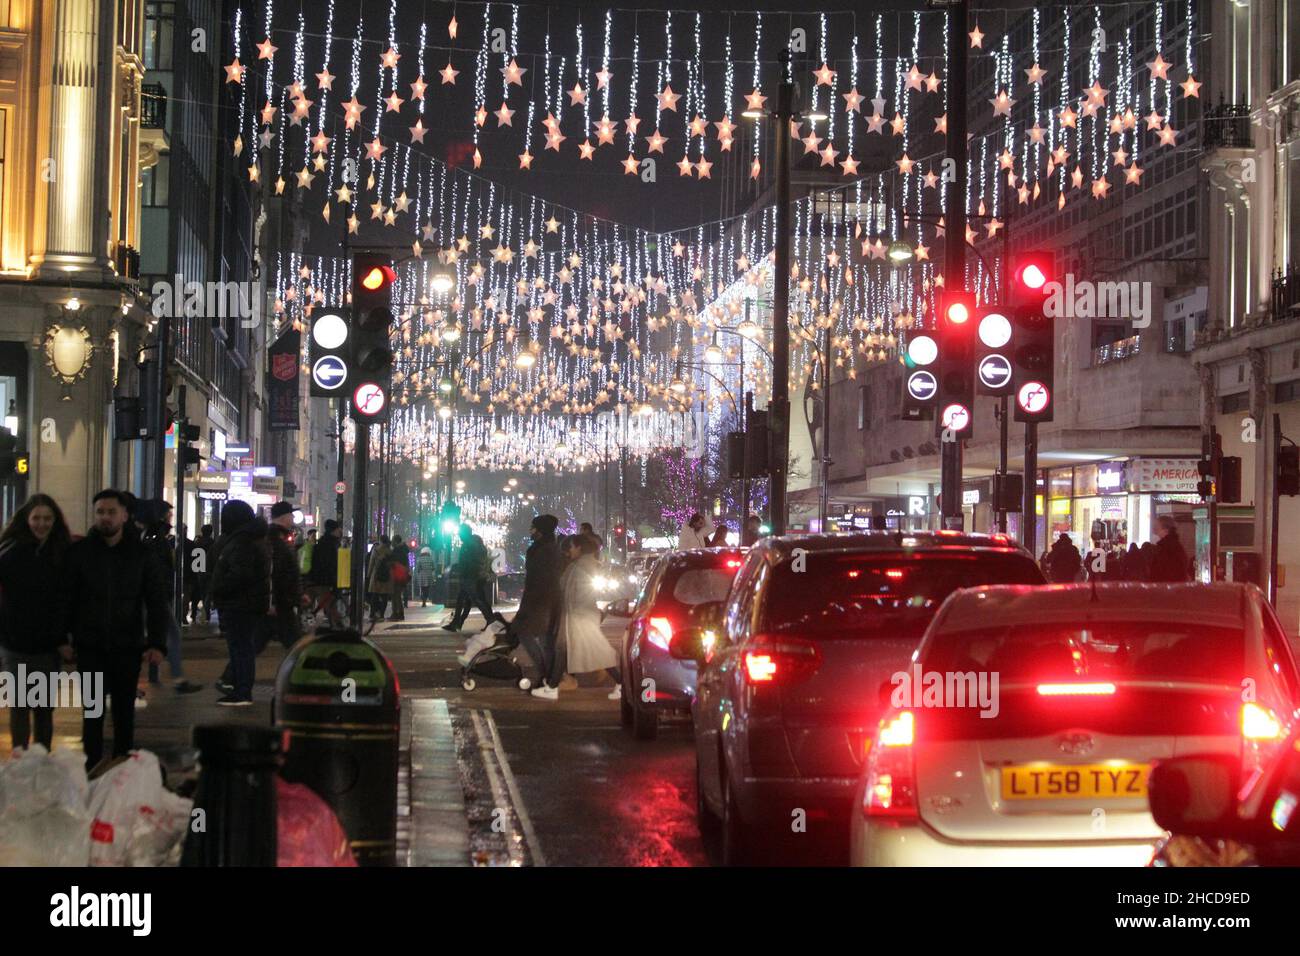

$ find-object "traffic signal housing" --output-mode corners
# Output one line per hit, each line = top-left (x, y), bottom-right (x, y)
(0, 428), (16, 476)
(177, 422), (201, 469)
(935, 290), (976, 439)
(309, 308), (352, 397)
(902, 330), (939, 421)
(974, 306), (1015, 397)
(1279, 444), (1300, 497)
(350, 254), (396, 423)
(1010, 251), (1055, 423)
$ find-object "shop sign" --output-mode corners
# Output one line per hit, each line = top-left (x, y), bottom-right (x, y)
(1096, 462), (1125, 492)
(1130, 458), (1200, 494)
(962, 489), (981, 505)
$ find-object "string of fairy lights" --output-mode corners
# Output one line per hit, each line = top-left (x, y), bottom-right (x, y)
(220, 0), (1206, 478)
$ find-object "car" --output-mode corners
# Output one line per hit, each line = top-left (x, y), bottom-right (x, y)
(851, 582), (1300, 867)
(617, 547), (747, 740)
(676, 531), (1045, 865)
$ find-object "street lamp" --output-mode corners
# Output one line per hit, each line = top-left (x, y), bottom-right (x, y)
(429, 270), (454, 294)
(887, 239), (915, 265)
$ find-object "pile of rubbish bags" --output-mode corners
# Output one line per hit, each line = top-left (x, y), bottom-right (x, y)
(0, 746), (356, 866)
(0, 747), (190, 866)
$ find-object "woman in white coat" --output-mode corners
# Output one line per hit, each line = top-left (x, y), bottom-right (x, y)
(557, 534), (622, 699)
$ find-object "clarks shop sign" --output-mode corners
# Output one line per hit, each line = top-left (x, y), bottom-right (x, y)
(1128, 458), (1200, 494)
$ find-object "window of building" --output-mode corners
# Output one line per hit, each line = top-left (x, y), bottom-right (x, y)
(144, 2), (175, 71)
(141, 155), (169, 207)
(0, 110), (6, 235)
(1276, 380), (1300, 405)
(1220, 392), (1251, 415)
(857, 385), (869, 430)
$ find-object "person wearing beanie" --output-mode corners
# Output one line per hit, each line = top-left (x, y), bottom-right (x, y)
(208, 500), (270, 705)
(264, 501), (303, 648)
(512, 514), (565, 700)
(307, 518), (343, 626)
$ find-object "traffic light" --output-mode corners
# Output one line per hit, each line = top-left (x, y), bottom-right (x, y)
(438, 500), (462, 541)
(309, 308), (352, 397)
(974, 306), (1015, 397)
(935, 290), (976, 439)
(1279, 444), (1300, 497)
(1010, 251), (1055, 423)
(349, 254), (396, 423)
(177, 421), (201, 469)
(901, 330), (938, 420)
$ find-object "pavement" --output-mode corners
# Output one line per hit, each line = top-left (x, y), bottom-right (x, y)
(0, 600), (711, 866)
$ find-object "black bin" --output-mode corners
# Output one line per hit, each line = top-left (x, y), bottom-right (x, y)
(273, 628), (400, 866)
(181, 725), (282, 867)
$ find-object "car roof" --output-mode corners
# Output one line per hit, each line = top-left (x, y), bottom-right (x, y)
(661, 547), (745, 567)
(759, 530), (1032, 559)
(934, 582), (1256, 632)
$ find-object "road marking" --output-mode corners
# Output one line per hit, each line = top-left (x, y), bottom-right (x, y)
(482, 708), (548, 868)
(468, 709), (525, 867)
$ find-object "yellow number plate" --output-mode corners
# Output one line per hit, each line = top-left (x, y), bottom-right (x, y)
(1000, 764), (1150, 800)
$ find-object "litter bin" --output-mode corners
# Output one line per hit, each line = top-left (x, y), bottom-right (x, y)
(273, 628), (400, 866)
(181, 724), (282, 867)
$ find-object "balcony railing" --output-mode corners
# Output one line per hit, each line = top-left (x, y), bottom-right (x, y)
(1271, 265), (1300, 325)
(142, 83), (166, 129)
(1093, 334), (1141, 366)
(1202, 101), (1251, 150)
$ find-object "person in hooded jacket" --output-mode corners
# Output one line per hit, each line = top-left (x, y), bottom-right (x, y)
(366, 535), (393, 623)
(515, 515), (565, 700)
(0, 494), (73, 751)
(209, 500), (271, 705)
(61, 489), (170, 770)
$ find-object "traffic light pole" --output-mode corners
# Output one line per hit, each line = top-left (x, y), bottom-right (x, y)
(940, 0), (968, 531)
(770, 79), (794, 536)
(1022, 422), (1038, 558)
(741, 390), (752, 544)
(335, 400), (346, 525)
(350, 420), (369, 628)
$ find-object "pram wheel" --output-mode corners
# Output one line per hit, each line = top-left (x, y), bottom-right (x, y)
(517, 677), (531, 691)
(461, 677), (476, 691)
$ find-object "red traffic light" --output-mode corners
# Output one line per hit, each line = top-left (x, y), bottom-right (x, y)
(1012, 252), (1054, 293)
(360, 264), (395, 291)
(938, 290), (976, 329)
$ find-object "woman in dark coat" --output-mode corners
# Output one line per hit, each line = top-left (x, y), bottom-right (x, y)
(0, 494), (73, 750)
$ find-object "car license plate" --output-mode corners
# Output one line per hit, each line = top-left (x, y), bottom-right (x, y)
(1000, 763), (1150, 800)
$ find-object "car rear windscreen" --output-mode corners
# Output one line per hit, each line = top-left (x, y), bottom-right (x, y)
(763, 552), (1043, 639)
(924, 621), (1248, 685)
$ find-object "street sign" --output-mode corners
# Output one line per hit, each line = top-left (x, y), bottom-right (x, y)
(906, 370), (937, 401)
(978, 354), (1012, 390)
(1017, 381), (1050, 415)
(353, 382), (387, 417)
(335, 480), (347, 494)
(312, 355), (348, 391)
(941, 403), (971, 432)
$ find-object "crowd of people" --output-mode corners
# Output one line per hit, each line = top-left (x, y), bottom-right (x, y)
(1042, 515), (1193, 584)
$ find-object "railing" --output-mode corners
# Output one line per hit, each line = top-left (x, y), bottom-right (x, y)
(1202, 101), (1251, 150)
(1093, 334), (1141, 366)
(141, 82), (167, 129)
(114, 245), (139, 281)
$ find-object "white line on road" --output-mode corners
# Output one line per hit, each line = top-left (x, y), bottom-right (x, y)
(468, 708), (525, 867)
(482, 708), (548, 868)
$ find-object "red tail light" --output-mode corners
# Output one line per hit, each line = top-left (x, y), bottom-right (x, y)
(725, 559), (742, 569)
(742, 635), (821, 686)
(863, 711), (917, 819)
(1242, 702), (1283, 741)
(644, 616), (674, 651)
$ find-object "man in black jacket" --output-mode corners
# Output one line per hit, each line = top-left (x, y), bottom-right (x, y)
(1148, 515), (1191, 582)
(209, 500), (271, 705)
(62, 489), (170, 770)
(265, 501), (303, 648)
(513, 515), (564, 700)
(445, 522), (496, 631)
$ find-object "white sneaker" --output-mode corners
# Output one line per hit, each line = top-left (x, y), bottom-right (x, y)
(530, 684), (559, 701)
(607, 684), (623, 701)
(134, 690), (148, 710)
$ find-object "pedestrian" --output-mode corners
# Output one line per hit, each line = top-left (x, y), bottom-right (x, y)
(61, 490), (170, 769)
(1047, 532), (1083, 583)
(209, 500), (271, 706)
(555, 533), (622, 700)
(141, 500), (203, 694)
(0, 494), (73, 751)
(743, 514), (762, 546)
(707, 521), (729, 547)
(265, 501), (303, 648)
(512, 515), (564, 700)
(870, 514), (888, 531)
(366, 534), (393, 622)
(1122, 542), (1143, 581)
(444, 523), (495, 631)
(388, 533), (410, 620)
(678, 512), (713, 550)
(1148, 515), (1191, 582)
(187, 524), (214, 623)
(308, 519), (343, 625)
(414, 546), (436, 606)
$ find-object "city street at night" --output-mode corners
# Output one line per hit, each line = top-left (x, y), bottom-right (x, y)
(0, 0), (1295, 938)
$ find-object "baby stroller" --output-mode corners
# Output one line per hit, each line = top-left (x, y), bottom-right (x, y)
(457, 618), (541, 692)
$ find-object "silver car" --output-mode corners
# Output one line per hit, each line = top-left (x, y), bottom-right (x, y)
(851, 582), (1300, 866)
(619, 548), (746, 740)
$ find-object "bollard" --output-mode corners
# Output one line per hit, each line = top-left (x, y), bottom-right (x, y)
(181, 725), (282, 867)
(273, 628), (400, 866)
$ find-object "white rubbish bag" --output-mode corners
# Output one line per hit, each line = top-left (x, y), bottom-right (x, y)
(87, 750), (192, 867)
(0, 745), (92, 866)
